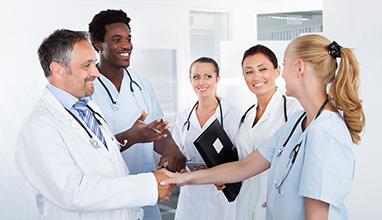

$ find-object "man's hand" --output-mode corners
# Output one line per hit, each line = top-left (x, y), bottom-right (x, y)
(129, 112), (169, 144)
(158, 146), (187, 172)
(116, 112), (168, 151)
(153, 169), (173, 200)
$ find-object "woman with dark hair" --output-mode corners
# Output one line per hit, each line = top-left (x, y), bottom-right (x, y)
(171, 57), (240, 220)
(235, 45), (301, 220)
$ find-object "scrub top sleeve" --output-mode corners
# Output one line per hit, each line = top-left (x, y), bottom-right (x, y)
(299, 122), (355, 207)
(171, 112), (184, 151)
(140, 75), (164, 120)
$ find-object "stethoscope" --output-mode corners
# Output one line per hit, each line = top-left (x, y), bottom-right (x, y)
(97, 67), (148, 112)
(274, 98), (329, 194)
(239, 95), (288, 127)
(182, 97), (223, 131)
(180, 97), (224, 159)
(65, 104), (127, 149)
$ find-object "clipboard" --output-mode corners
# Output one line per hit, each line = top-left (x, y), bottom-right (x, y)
(193, 119), (242, 202)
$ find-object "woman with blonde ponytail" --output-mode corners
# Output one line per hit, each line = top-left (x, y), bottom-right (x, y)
(161, 34), (365, 220)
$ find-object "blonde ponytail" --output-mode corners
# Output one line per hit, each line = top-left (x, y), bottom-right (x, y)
(290, 34), (365, 144)
(329, 47), (365, 144)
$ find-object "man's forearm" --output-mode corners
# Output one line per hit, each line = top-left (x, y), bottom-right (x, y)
(153, 130), (178, 154)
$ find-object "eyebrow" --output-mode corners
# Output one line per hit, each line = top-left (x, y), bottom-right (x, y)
(111, 34), (131, 38)
(256, 63), (267, 68)
(80, 59), (96, 66)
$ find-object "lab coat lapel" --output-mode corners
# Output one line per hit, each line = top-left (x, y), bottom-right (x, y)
(189, 101), (223, 132)
(42, 89), (110, 156)
(251, 90), (283, 130)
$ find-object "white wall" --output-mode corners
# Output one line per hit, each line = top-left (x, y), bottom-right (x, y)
(323, 0), (382, 219)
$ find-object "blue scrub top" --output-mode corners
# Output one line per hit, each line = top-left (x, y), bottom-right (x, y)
(259, 110), (355, 220)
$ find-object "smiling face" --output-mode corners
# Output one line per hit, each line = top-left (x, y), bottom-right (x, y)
(60, 40), (99, 98)
(189, 62), (220, 99)
(96, 22), (132, 68)
(242, 53), (280, 98)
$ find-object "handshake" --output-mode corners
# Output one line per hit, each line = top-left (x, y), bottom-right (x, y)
(153, 168), (175, 200)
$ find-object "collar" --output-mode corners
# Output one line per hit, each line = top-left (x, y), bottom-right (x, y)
(46, 84), (90, 110)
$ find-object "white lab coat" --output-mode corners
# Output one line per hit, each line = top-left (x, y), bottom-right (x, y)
(172, 99), (240, 220)
(236, 90), (301, 220)
(15, 88), (158, 220)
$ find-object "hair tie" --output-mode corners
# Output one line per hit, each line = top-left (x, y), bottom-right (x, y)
(328, 41), (342, 58)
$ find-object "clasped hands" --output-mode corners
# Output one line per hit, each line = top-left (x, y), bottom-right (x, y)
(153, 168), (175, 200)
(154, 167), (226, 201)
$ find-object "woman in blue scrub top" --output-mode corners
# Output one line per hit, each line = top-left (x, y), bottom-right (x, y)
(161, 34), (365, 220)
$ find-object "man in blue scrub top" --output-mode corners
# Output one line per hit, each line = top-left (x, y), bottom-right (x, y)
(89, 9), (186, 220)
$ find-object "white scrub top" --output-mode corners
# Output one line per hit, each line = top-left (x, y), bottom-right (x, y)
(259, 110), (355, 220)
(171, 99), (240, 220)
(15, 88), (158, 220)
(92, 69), (163, 220)
(236, 90), (301, 220)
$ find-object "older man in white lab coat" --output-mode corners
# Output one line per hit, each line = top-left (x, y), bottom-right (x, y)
(15, 29), (172, 220)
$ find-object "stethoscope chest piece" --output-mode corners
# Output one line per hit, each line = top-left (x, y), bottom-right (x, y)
(112, 103), (120, 111)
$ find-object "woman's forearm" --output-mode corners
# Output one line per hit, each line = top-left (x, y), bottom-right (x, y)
(187, 150), (270, 185)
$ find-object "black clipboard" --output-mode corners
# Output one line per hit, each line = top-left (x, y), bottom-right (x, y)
(193, 119), (242, 202)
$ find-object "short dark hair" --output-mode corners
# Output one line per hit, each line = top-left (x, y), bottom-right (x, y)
(189, 57), (220, 77)
(38, 29), (89, 78)
(88, 9), (131, 50)
(241, 44), (278, 68)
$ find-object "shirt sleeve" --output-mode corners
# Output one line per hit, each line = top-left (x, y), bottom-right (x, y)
(139, 74), (164, 120)
(170, 112), (184, 152)
(299, 120), (355, 207)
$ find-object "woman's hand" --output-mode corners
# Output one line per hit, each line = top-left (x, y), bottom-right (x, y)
(159, 169), (192, 186)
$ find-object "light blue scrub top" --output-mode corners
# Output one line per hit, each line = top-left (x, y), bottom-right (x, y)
(259, 110), (355, 220)
(92, 69), (163, 220)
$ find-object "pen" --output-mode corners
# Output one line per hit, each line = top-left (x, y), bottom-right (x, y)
(137, 120), (162, 134)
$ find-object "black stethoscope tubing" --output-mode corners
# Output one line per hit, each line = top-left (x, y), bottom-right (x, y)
(65, 104), (107, 148)
(282, 98), (329, 151)
(240, 95), (288, 126)
(183, 97), (223, 131)
(96, 68), (142, 106)
(275, 98), (329, 193)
